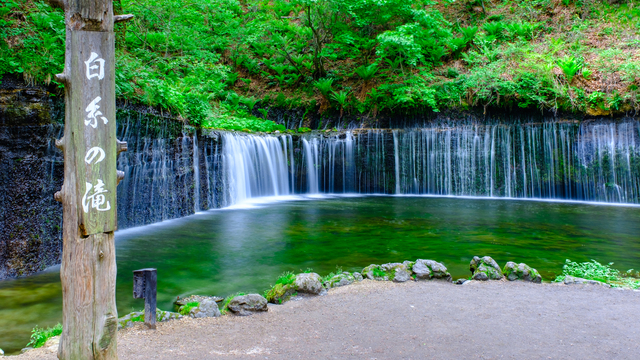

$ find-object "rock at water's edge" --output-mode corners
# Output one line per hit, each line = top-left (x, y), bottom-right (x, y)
(353, 272), (363, 282)
(503, 262), (542, 283)
(295, 273), (326, 295)
(470, 256), (503, 281)
(190, 299), (221, 318)
(228, 294), (268, 316)
(413, 259), (452, 281)
(563, 275), (611, 287)
(326, 272), (355, 288)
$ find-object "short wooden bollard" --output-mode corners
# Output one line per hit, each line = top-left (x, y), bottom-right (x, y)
(133, 268), (157, 329)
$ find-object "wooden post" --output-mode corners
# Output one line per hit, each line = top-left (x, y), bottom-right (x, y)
(133, 269), (158, 329)
(51, 1), (132, 359)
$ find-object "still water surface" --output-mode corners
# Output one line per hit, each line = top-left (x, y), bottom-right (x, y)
(1, 196), (639, 353)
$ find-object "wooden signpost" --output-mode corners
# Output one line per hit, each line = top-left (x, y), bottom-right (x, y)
(52, 1), (132, 359)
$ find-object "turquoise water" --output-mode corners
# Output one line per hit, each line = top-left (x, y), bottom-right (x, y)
(1, 196), (639, 353)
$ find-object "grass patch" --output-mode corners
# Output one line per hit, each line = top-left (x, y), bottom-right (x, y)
(372, 267), (387, 279)
(27, 323), (62, 348)
(178, 301), (200, 316)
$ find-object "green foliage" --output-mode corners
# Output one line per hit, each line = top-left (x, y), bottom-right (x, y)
(178, 301), (200, 316)
(372, 267), (387, 278)
(275, 271), (296, 286)
(355, 63), (379, 81)
(27, 323), (62, 348)
(313, 78), (334, 96)
(557, 56), (582, 83)
(297, 127), (312, 133)
(2, 0), (638, 127)
(554, 259), (620, 284)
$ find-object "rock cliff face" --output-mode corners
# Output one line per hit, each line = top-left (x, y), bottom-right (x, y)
(0, 77), (221, 279)
(0, 76), (64, 278)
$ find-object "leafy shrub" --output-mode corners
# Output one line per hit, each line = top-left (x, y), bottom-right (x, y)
(27, 323), (63, 348)
(554, 259), (620, 283)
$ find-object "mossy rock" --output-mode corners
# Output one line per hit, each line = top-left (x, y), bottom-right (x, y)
(362, 264), (389, 281)
(503, 262), (542, 283)
(412, 259), (452, 281)
(470, 256), (504, 281)
(265, 283), (296, 304)
(118, 309), (182, 329)
(325, 272), (355, 288)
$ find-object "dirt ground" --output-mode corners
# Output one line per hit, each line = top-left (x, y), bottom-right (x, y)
(14, 280), (640, 359)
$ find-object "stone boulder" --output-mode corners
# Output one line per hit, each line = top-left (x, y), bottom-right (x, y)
(362, 263), (411, 282)
(295, 273), (326, 295)
(470, 256), (503, 280)
(563, 275), (611, 287)
(189, 299), (221, 318)
(353, 272), (363, 282)
(325, 272), (355, 288)
(227, 294), (268, 316)
(412, 259), (452, 281)
(503, 262), (542, 283)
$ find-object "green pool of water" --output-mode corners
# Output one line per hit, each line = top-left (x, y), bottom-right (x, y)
(1, 196), (639, 354)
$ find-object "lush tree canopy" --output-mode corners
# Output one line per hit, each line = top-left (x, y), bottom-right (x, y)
(1, 0), (639, 131)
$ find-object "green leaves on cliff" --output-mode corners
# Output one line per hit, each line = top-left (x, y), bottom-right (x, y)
(2, 0), (640, 130)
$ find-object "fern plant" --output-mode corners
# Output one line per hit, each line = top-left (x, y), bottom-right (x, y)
(313, 77), (334, 96)
(483, 21), (506, 39)
(330, 90), (350, 117)
(557, 56), (582, 83)
(459, 26), (478, 42)
(355, 63), (379, 81)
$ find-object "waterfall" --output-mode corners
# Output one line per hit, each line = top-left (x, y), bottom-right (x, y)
(302, 137), (320, 194)
(221, 132), (294, 206)
(116, 119), (640, 231)
(193, 134), (200, 212)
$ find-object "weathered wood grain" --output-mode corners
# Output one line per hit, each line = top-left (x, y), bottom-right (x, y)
(57, 1), (124, 359)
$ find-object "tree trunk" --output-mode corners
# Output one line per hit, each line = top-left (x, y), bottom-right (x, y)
(54, 1), (127, 359)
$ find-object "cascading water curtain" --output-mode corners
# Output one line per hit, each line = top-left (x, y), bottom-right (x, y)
(221, 132), (295, 206)
(294, 120), (638, 203)
(390, 120), (639, 203)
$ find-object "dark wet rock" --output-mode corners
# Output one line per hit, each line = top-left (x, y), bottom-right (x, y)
(326, 272), (355, 288)
(413, 259), (452, 281)
(228, 294), (268, 316)
(295, 273), (326, 295)
(190, 299), (221, 318)
(503, 262), (542, 283)
(455, 278), (469, 285)
(353, 272), (363, 282)
(563, 275), (611, 287)
(470, 256), (504, 280)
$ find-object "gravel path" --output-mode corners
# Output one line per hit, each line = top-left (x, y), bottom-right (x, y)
(15, 280), (640, 359)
